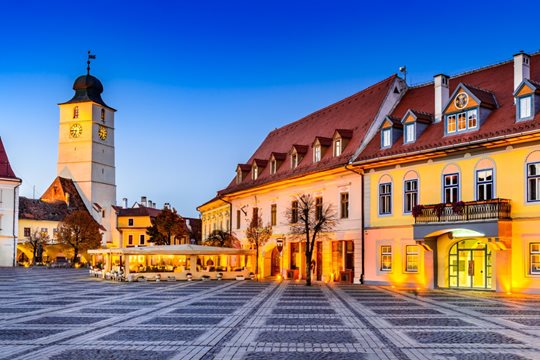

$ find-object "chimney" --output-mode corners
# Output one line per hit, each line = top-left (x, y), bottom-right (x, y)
(141, 196), (147, 207)
(122, 198), (128, 208)
(149, 201), (154, 208)
(434, 74), (450, 123)
(514, 51), (531, 91)
(164, 202), (170, 210)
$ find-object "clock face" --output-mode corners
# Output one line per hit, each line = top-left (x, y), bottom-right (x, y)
(98, 125), (108, 140)
(455, 92), (469, 109)
(70, 123), (82, 138)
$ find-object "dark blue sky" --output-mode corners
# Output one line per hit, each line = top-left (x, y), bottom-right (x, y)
(1, 0), (538, 216)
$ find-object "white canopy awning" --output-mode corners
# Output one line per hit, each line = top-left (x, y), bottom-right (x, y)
(88, 244), (254, 256)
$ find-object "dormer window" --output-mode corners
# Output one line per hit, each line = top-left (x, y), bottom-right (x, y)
(404, 123), (415, 143)
(73, 106), (79, 119)
(252, 165), (259, 180)
(381, 128), (391, 148)
(291, 153), (299, 169)
(290, 145), (308, 169)
(236, 169), (243, 184)
(313, 145), (321, 162)
(334, 139), (342, 156)
(270, 159), (277, 174)
(446, 109), (478, 134)
(519, 96), (533, 120)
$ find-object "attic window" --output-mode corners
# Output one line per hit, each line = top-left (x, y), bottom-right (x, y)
(291, 153), (299, 169)
(313, 145), (322, 162)
(73, 106), (79, 119)
(270, 159), (277, 174)
(334, 139), (342, 157)
(381, 129), (391, 148)
(446, 109), (478, 134)
(252, 165), (259, 180)
(236, 169), (243, 184)
(519, 96), (533, 120)
(404, 123), (415, 143)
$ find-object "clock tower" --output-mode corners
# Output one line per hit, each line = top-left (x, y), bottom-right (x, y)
(57, 69), (117, 244)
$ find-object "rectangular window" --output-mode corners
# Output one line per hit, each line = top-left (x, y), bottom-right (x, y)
(315, 197), (323, 220)
(291, 200), (299, 223)
(270, 160), (277, 174)
(476, 169), (493, 201)
(271, 204), (277, 226)
(128, 218), (134, 226)
(382, 129), (391, 148)
(334, 139), (342, 156)
(291, 153), (298, 169)
(139, 235), (145, 245)
(447, 114), (456, 133)
(381, 245), (392, 271)
(406, 245), (419, 272)
(528, 163), (540, 202)
(531, 243), (540, 274)
(236, 170), (242, 184)
(444, 174), (459, 203)
(128, 235), (133, 245)
(457, 112), (467, 131)
(340, 192), (349, 219)
(520, 96), (532, 119)
(468, 109), (478, 129)
(252, 166), (258, 180)
(290, 242), (299, 269)
(379, 183), (392, 215)
(24, 227), (31, 237)
(404, 179), (418, 213)
(236, 210), (241, 229)
(314, 146), (321, 162)
(41, 228), (48, 234)
(405, 123), (415, 143)
(0, 189), (3, 203)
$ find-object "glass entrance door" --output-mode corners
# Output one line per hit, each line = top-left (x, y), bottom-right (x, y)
(448, 239), (491, 289)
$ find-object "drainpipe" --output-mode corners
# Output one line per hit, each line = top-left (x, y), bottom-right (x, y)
(344, 163), (365, 284)
(218, 195), (233, 236)
(12, 182), (21, 267)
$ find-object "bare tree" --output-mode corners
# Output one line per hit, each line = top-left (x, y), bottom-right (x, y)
(245, 211), (272, 279)
(25, 228), (49, 265)
(204, 229), (240, 248)
(287, 194), (337, 286)
(57, 210), (102, 263)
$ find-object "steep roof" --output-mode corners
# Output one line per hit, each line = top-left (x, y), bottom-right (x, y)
(220, 75), (398, 195)
(0, 137), (17, 180)
(356, 53), (540, 163)
(116, 206), (162, 218)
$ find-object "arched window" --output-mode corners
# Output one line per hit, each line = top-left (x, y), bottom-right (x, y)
(378, 174), (393, 215)
(73, 106), (79, 119)
(526, 151), (540, 202)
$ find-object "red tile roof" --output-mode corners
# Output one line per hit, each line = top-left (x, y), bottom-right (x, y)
(0, 137), (17, 179)
(220, 75), (398, 195)
(356, 54), (540, 163)
(116, 206), (162, 218)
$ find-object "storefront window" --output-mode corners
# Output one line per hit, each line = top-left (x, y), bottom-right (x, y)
(405, 245), (418, 272)
(381, 245), (392, 271)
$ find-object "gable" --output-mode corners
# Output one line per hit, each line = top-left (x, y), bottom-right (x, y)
(517, 84), (534, 97)
(404, 114), (415, 124)
(382, 119), (394, 129)
(445, 90), (480, 114)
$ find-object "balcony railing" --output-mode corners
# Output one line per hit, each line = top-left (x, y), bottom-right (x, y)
(413, 198), (511, 224)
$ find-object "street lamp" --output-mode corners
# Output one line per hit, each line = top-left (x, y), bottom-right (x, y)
(276, 238), (284, 280)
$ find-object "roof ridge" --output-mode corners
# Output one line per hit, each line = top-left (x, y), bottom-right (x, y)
(461, 83), (496, 95)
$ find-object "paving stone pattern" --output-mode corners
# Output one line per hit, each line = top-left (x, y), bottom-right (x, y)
(0, 268), (539, 359)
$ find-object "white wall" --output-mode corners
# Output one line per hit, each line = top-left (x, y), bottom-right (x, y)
(0, 180), (20, 266)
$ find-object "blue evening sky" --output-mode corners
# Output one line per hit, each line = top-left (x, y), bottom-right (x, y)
(0, 0), (538, 217)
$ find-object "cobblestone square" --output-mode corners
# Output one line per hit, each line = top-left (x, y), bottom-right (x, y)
(1, 268), (540, 359)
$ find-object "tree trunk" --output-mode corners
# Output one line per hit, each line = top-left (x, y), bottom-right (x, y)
(305, 249), (312, 286)
(73, 247), (79, 264)
(32, 246), (37, 265)
(255, 243), (259, 281)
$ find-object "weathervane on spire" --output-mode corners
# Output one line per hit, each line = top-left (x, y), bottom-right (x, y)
(87, 50), (96, 75)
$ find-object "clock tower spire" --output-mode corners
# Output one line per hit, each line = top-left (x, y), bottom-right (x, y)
(57, 56), (117, 244)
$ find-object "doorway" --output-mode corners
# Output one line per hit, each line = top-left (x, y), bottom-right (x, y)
(448, 239), (491, 289)
(271, 247), (280, 276)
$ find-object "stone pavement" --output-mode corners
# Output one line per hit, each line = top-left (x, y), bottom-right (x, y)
(0, 268), (539, 359)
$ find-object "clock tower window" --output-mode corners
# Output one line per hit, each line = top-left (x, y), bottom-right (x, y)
(73, 106), (79, 119)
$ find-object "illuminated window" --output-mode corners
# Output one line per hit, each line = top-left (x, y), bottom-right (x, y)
(313, 145), (321, 162)
(291, 200), (299, 223)
(405, 245), (419, 272)
(447, 114), (456, 133)
(381, 129), (391, 148)
(527, 163), (540, 202)
(379, 183), (392, 215)
(252, 166), (258, 180)
(381, 245), (392, 271)
(444, 173), (459, 203)
(334, 139), (342, 156)
(315, 197), (323, 220)
(530, 243), (540, 274)
(271, 204), (277, 226)
(468, 109), (478, 128)
(404, 179), (418, 213)
(447, 109), (478, 134)
(476, 169), (493, 201)
(519, 96), (532, 120)
(73, 106), (79, 119)
(340, 192), (349, 219)
(457, 112), (466, 131)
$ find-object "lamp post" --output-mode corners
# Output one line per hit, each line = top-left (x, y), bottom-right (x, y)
(276, 238), (284, 280)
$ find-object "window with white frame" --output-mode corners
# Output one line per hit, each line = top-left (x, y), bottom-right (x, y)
(252, 165), (258, 180)
(313, 145), (321, 162)
(379, 182), (392, 215)
(527, 162), (540, 202)
(444, 173), (459, 203)
(447, 109), (478, 134)
(380, 245), (392, 271)
(520, 96), (533, 120)
(405, 245), (419, 272)
(476, 169), (493, 201)
(291, 153), (299, 169)
(236, 169), (243, 184)
(270, 159), (277, 174)
(381, 129), (391, 148)
(340, 192), (349, 219)
(334, 139), (342, 156)
(531, 243), (540, 274)
(404, 179), (418, 213)
(405, 123), (415, 143)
